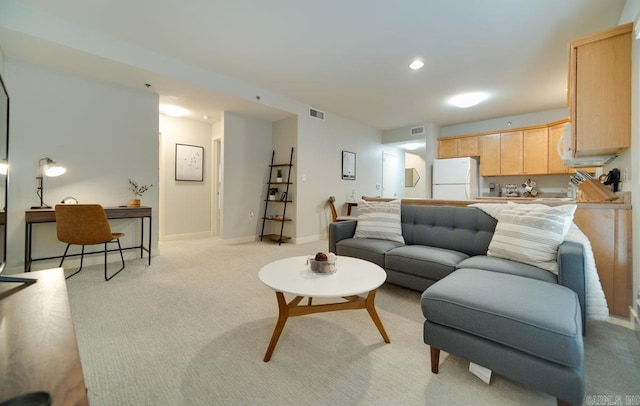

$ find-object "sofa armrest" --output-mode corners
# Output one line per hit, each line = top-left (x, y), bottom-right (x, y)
(557, 240), (586, 334)
(329, 221), (357, 253)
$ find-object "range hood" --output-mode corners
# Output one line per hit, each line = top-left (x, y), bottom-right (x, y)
(559, 123), (617, 167)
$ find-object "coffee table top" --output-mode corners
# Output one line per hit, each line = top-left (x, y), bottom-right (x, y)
(259, 255), (386, 298)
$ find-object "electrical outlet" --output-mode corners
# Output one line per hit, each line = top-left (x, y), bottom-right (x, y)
(249, 211), (254, 219)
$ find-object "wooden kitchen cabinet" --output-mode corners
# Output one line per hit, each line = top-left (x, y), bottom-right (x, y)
(457, 136), (479, 157)
(479, 133), (501, 176)
(568, 23), (631, 157)
(573, 206), (631, 318)
(438, 138), (458, 158)
(523, 127), (548, 175)
(438, 136), (478, 159)
(500, 131), (523, 175)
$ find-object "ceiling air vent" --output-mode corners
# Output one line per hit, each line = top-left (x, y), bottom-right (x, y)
(410, 126), (425, 136)
(309, 108), (325, 120)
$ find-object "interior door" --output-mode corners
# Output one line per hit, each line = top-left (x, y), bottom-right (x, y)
(382, 152), (399, 198)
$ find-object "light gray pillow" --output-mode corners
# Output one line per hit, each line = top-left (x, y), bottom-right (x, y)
(354, 199), (405, 243)
(487, 203), (577, 274)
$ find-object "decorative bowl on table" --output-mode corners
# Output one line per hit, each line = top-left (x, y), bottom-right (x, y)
(307, 252), (337, 274)
(308, 258), (336, 274)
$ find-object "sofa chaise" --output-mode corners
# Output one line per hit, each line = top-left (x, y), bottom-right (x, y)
(328, 202), (586, 405)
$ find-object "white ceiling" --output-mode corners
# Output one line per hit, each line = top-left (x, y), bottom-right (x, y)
(0, 0), (628, 131)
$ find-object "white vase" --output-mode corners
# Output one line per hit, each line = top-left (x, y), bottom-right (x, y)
(276, 177), (283, 182)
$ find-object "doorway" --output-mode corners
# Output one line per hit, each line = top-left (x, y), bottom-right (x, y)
(382, 151), (400, 198)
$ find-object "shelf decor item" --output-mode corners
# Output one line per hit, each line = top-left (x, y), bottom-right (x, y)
(269, 187), (279, 200)
(175, 143), (204, 181)
(128, 178), (152, 207)
(276, 169), (283, 182)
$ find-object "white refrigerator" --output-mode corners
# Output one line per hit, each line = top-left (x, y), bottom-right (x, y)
(432, 157), (479, 200)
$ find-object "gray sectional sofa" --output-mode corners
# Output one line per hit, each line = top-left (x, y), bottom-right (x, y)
(328, 204), (586, 324)
(329, 204), (587, 405)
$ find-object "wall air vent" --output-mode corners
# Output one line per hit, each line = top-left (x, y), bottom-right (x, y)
(410, 126), (425, 136)
(309, 108), (325, 120)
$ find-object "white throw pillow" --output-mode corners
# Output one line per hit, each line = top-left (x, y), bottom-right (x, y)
(354, 199), (405, 243)
(487, 203), (577, 274)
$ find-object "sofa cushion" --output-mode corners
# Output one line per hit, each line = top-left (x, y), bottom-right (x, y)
(422, 269), (583, 368)
(457, 255), (558, 284)
(487, 203), (576, 274)
(336, 238), (404, 269)
(386, 245), (468, 281)
(354, 199), (404, 243)
(401, 205), (496, 256)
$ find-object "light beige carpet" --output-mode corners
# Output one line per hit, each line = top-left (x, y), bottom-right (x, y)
(64, 237), (640, 405)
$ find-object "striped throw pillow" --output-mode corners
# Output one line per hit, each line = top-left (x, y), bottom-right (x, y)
(354, 199), (405, 243)
(487, 204), (577, 274)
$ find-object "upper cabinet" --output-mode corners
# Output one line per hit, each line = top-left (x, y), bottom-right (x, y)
(479, 133), (501, 176)
(500, 131), (523, 175)
(523, 127), (548, 175)
(438, 136), (478, 159)
(568, 23), (632, 157)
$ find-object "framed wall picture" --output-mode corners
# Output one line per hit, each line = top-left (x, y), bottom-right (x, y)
(175, 143), (204, 181)
(342, 150), (356, 180)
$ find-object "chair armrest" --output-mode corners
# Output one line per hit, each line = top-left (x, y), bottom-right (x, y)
(557, 240), (586, 335)
(328, 221), (357, 253)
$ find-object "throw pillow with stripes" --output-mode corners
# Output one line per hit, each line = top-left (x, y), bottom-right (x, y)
(354, 199), (405, 243)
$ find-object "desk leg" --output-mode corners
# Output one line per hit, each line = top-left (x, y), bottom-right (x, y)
(148, 216), (152, 265)
(24, 223), (32, 272)
(139, 217), (144, 259)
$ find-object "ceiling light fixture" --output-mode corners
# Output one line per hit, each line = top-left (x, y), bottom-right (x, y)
(159, 104), (189, 117)
(403, 143), (422, 151)
(409, 59), (424, 70)
(448, 92), (489, 108)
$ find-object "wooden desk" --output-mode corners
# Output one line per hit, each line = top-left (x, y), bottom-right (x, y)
(25, 206), (152, 272)
(0, 268), (89, 405)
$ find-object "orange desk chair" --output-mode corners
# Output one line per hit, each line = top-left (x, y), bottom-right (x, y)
(55, 204), (126, 281)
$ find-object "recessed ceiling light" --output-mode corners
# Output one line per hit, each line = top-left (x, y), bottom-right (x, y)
(447, 92), (489, 108)
(159, 104), (189, 117)
(409, 59), (424, 70)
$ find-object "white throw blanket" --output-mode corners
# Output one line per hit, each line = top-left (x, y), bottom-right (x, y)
(470, 203), (609, 321)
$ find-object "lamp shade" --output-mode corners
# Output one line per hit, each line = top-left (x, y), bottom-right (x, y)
(42, 159), (66, 177)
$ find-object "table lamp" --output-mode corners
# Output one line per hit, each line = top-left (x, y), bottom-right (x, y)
(31, 157), (66, 209)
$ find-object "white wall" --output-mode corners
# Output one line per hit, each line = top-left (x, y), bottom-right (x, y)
(440, 108), (569, 137)
(159, 115), (213, 240)
(221, 111), (272, 243)
(4, 59), (159, 271)
(291, 113), (398, 242)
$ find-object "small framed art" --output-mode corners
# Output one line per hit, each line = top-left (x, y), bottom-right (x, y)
(175, 144), (204, 181)
(342, 150), (356, 180)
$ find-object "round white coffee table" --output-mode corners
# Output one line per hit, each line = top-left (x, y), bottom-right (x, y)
(259, 255), (390, 362)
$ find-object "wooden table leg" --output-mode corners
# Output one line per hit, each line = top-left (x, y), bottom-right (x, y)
(263, 292), (290, 362)
(365, 289), (391, 343)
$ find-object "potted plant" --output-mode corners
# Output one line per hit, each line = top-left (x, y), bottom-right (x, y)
(128, 178), (152, 207)
(276, 169), (283, 182)
(268, 187), (279, 200)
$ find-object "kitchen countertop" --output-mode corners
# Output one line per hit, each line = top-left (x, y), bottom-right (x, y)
(384, 196), (632, 210)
